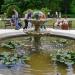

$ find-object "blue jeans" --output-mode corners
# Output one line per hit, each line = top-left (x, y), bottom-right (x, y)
(15, 20), (20, 30)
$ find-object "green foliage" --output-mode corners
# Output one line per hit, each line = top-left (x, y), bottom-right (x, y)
(0, 52), (17, 65)
(4, 0), (14, 4)
(0, 51), (30, 67)
(0, 0), (75, 17)
(50, 0), (61, 11)
(70, 0), (75, 14)
(0, 0), (4, 13)
(6, 5), (20, 18)
(41, 8), (49, 15)
(23, 9), (33, 16)
(1, 41), (16, 49)
(1, 41), (15, 49)
(1, 0), (15, 13)
(51, 50), (75, 65)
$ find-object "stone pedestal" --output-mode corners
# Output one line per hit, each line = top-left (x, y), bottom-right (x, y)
(27, 19), (46, 51)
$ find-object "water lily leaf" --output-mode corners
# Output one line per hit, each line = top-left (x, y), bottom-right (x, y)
(24, 56), (30, 61)
(5, 62), (11, 65)
(1, 41), (16, 49)
(1, 52), (10, 57)
(10, 57), (16, 61)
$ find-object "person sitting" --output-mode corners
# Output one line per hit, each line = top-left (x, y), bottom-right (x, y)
(11, 9), (21, 30)
(10, 9), (22, 30)
(10, 12), (15, 26)
(54, 17), (63, 29)
(61, 16), (69, 30)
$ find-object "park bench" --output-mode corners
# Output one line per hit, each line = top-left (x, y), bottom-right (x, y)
(3, 19), (15, 29)
(68, 21), (72, 29)
(53, 20), (72, 29)
(4, 20), (11, 28)
(4, 19), (23, 29)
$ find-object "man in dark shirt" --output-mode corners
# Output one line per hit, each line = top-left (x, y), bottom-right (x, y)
(23, 10), (32, 29)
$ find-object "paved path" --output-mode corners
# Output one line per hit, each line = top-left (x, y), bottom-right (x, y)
(0, 28), (75, 40)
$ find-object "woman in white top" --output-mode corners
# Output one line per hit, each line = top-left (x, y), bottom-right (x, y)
(61, 17), (69, 30)
(54, 17), (63, 29)
(63, 17), (68, 25)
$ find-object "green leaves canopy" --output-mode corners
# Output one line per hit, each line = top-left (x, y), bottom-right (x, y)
(0, 0), (75, 15)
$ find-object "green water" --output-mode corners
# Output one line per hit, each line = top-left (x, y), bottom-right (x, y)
(0, 37), (75, 75)
(27, 52), (67, 75)
(0, 48), (68, 75)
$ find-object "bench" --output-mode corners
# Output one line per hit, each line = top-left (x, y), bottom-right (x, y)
(68, 21), (72, 29)
(53, 21), (72, 29)
(3, 20), (15, 29)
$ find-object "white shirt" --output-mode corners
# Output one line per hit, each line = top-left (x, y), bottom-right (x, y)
(63, 18), (68, 24)
(24, 13), (28, 19)
(54, 18), (63, 26)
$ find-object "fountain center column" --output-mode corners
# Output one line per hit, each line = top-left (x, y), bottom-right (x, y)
(28, 19), (46, 51)
(33, 20), (44, 51)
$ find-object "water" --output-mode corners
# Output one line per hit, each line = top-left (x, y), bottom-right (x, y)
(0, 37), (75, 75)
(0, 52), (68, 75)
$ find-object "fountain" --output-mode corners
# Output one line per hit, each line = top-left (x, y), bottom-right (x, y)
(0, 11), (75, 75)
(26, 11), (48, 51)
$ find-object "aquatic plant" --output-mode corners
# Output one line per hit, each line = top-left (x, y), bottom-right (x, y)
(0, 41), (24, 50)
(50, 50), (75, 65)
(0, 40), (31, 69)
(0, 51), (30, 68)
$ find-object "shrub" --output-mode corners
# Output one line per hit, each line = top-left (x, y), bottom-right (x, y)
(6, 5), (21, 18)
(23, 9), (33, 15)
(41, 7), (49, 15)
(70, 0), (75, 14)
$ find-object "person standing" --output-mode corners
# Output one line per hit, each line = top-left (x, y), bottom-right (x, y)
(23, 9), (32, 29)
(13, 9), (21, 30)
(58, 12), (61, 18)
(55, 11), (58, 18)
(47, 12), (50, 18)
(10, 11), (15, 26)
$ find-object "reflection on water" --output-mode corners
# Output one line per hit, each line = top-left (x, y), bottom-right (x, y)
(0, 52), (67, 75)
(30, 53), (54, 75)
(0, 51), (75, 75)
(66, 63), (74, 75)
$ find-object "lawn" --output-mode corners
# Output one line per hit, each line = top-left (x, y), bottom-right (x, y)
(0, 18), (75, 29)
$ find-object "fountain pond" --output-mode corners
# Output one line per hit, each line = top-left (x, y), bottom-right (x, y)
(0, 11), (75, 75)
(0, 36), (75, 75)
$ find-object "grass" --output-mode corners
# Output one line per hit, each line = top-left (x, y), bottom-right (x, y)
(71, 20), (75, 28)
(0, 19), (25, 29)
(0, 18), (75, 29)
(0, 20), (5, 28)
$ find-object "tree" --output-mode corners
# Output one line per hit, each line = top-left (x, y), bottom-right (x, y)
(1, 0), (16, 13)
(1, 0), (73, 15)
(49, 0), (62, 12)
(70, 0), (75, 14)
(6, 5), (20, 17)
(0, 0), (4, 13)
(61, 0), (72, 14)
